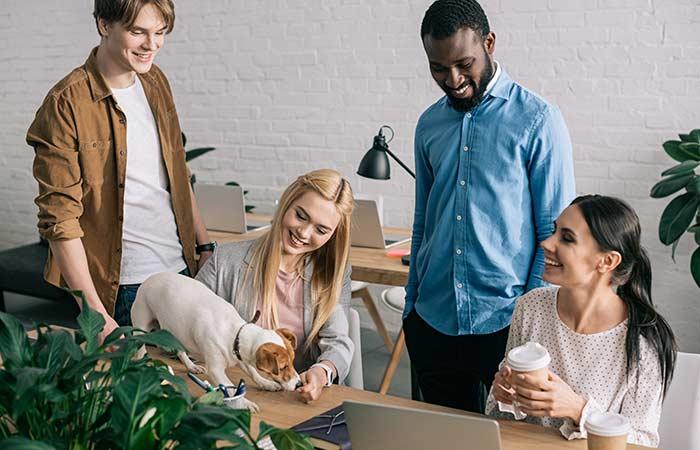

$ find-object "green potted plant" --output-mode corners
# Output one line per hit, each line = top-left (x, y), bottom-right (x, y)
(650, 128), (700, 288)
(0, 294), (311, 450)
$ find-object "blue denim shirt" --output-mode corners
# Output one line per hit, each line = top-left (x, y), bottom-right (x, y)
(405, 68), (576, 336)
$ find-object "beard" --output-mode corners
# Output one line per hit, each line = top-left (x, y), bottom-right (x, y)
(446, 57), (495, 112)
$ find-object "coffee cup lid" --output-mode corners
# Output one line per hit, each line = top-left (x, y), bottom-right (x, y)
(506, 342), (550, 372)
(584, 412), (631, 437)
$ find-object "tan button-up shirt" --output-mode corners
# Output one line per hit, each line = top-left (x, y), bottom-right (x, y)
(27, 47), (196, 315)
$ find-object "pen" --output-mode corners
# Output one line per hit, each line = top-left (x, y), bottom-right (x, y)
(187, 372), (213, 392)
(219, 383), (229, 398)
(233, 378), (246, 396)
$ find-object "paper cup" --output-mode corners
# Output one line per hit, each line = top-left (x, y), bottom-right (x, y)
(507, 342), (551, 389)
(585, 412), (630, 450)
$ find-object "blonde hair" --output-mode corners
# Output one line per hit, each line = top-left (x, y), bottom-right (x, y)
(244, 169), (354, 352)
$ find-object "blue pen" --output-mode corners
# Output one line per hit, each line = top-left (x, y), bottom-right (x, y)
(233, 378), (246, 396)
(219, 383), (230, 398)
(188, 372), (213, 392)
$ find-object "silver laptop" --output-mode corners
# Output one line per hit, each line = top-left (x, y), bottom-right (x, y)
(344, 401), (502, 450)
(194, 184), (270, 234)
(351, 199), (410, 249)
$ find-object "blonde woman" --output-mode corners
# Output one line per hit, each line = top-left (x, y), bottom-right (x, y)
(195, 169), (354, 403)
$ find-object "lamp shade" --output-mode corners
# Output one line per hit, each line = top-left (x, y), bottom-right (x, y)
(357, 134), (391, 180)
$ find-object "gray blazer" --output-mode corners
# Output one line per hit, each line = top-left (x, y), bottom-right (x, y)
(194, 239), (354, 383)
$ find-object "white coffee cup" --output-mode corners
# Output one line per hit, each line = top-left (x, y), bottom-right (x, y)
(585, 412), (630, 450)
(507, 341), (551, 386)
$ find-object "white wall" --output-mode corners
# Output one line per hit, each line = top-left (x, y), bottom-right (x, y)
(1, 0), (698, 351)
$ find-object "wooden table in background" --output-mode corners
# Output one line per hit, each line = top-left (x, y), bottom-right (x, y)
(207, 214), (410, 287)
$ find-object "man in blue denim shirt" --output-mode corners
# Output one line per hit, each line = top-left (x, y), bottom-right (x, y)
(403, 0), (576, 413)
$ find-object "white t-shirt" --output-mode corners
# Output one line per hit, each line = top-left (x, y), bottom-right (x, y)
(485, 287), (663, 447)
(111, 77), (187, 284)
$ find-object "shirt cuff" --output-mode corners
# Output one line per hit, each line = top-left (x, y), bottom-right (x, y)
(560, 394), (603, 440)
(39, 218), (84, 241)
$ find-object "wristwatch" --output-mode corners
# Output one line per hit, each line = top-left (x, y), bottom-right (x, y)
(195, 241), (217, 254)
(311, 362), (334, 387)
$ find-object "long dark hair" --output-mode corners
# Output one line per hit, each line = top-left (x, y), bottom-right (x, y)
(572, 195), (677, 397)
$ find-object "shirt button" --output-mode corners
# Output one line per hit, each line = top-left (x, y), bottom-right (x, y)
(118, 216), (123, 221)
(460, 180), (466, 186)
(457, 283), (463, 289)
(119, 182), (124, 188)
(456, 249), (462, 255)
(456, 215), (462, 221)
(119, 118), (126, 124)
(112, 280), (118, 286)
(116, 247), (121, 253)
(463, 146), (469, 152)
(120, 149), (126, 156)
(466, 113), (472, 118)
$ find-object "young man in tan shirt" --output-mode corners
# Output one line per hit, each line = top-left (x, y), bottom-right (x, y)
(27, 0), (214, 342)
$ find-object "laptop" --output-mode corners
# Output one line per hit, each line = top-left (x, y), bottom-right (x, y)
(351, 199), (410, 249)
(194, 184), (270, 234)
(344, 401), (503, 450)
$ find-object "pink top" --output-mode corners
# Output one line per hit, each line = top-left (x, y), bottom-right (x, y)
(257, 269), (305, 349)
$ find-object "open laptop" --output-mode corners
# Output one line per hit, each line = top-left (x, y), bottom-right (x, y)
(194, 184), (270, 234)
(344, 401), (502, 450)
(351, 199), (410, 249)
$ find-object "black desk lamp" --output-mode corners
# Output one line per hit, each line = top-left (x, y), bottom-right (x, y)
(357, 125), (415, 266)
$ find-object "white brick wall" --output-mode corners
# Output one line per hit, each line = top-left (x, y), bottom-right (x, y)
(1, 0), (698, 351)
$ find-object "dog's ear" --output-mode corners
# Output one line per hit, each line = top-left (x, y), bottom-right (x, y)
(256, 344), (281, 376)
(275, 328), (297, 350)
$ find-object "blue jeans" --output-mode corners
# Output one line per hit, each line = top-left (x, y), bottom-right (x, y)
(114, 267), (191, 326)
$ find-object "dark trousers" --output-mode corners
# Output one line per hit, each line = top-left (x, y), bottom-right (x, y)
(114, 267), (191, 326)
(403, 309), (509, 413)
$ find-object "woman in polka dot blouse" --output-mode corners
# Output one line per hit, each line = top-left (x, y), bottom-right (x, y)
(486, 195), (677, 447)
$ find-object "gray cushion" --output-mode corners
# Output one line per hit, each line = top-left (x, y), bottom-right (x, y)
(0, 242), (74, 303)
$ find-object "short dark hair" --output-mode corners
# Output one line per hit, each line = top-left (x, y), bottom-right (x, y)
(93, 0), (175, 35)
(420, 0), (490, 40)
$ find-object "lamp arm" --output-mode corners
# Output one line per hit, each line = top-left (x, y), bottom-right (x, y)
(384, 148), (416, 179)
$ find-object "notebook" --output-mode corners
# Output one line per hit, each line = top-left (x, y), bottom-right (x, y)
(291, 405), (350, 450)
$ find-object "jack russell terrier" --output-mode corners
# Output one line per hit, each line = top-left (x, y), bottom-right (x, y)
(131, 272), (301, 412)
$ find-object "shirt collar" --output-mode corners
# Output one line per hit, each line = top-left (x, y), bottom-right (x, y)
(483, 60), (502, 97)
(84, 47), (112, 103)
(486, 62), (511, 101)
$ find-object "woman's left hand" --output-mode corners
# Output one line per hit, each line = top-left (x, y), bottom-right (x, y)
(514, 370), (587, 424)
(296, 367), (326, 403)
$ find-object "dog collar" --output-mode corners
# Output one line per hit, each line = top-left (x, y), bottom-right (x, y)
(233, 310), (261, 361)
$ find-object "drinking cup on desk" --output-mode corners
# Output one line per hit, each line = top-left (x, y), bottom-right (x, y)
(506, 342), (551, 389)
(585, 412), (630, 450)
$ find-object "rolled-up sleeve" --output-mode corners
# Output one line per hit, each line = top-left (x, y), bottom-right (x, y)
(27, 93), (83, 241)
(316, 265), (354, 383)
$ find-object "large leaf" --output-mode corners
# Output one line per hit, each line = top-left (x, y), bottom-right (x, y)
(650, 173), (693, 198)
(671, 238), (680, 263)
(259, 422), (314, 450)
(687, 176), (700, 194)
(0, 437), (57, 450)
(680, 142), (700, 160)
(663, 140), (689, 162)
(34, 329), (80, 377)
(74, 295), (105, 354)
(687, 129), (700, 143)
(0, 311), (32, 369)
(691, 247), (700, 289)
(659, 193), (700, 245)
(111, 370), (162, 448)
(127, 330), (186, 353)
(185, 147), (216, 162)
(661, 160), (700, 177)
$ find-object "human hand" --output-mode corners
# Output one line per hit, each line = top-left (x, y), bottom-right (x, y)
(492, 364), (515, 405)
(296, 367), (326, 403)
(197, 250), (213, 271)
(99, 314), (120, 346)
(513, 370), (586, 423)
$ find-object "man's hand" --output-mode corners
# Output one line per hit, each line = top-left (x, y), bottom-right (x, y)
(513, 369), (587, 424)
(492, 364), (515, 405)
(197, 250), (213, 271)
(99, 313), (120, 345)
(296, 367), (326, 403)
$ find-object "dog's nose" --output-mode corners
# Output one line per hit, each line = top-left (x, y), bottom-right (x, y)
(295, 379), (303, 389)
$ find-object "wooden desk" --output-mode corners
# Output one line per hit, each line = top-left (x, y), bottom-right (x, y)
(208, 216), (410, 287)
(149, 347), (652, 450)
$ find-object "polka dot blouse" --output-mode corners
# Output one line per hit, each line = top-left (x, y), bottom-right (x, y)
(485, 286), (663, 447)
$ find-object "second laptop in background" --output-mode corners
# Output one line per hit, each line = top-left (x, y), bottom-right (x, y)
(194, 184), (270, 234)
(351, 199), (410, 249)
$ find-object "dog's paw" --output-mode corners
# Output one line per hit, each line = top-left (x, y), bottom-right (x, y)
(186, 363), (207, 374)
(256, 379), (282, 391)
(244, 398), (260, 414)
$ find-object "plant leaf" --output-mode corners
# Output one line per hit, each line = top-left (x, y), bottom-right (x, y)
(671, 238), (680, 263)
(687, 176), (700, 194)
(689, 129), (700, 143)
(663, 140), (688, 162)
(0, 437), (57, 449)
(658, 193), (700, 245)
(127, 330), (186, 353)
(185, 147), (216, 162)
(661, 160), (700, 177)
(0, 311), (32, 369)
(111, 370), (162, 448)
(74, 294), (105, 354)
(259, 421), (314, 450)
(691, 247), (700, 289)
(225, 181), (240, 186)
(650, 173), (693, 198)
(680, 142), (700, 160)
